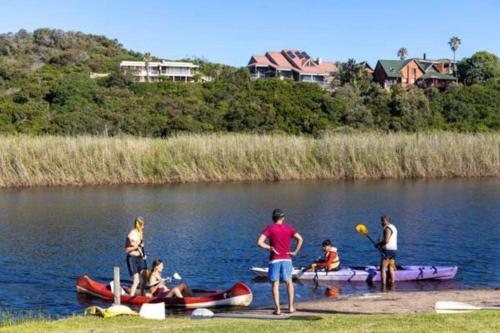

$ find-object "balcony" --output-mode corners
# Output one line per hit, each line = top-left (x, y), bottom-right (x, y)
(250, 73), (269, 79)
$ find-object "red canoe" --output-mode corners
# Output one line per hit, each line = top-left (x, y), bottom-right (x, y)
(76, 276), (253, 308)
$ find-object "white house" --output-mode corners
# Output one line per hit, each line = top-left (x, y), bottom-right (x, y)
(119, 60), (199, 82)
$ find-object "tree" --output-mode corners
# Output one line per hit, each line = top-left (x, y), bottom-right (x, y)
(448, 37), (461, 62)
(335, 58), (372, 91)
(397, 47), (408, 60)
(1, 28), (499, 135)
(457, 51), (500, 85)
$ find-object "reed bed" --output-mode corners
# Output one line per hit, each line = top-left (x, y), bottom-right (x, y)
(0, 132), (498, 188)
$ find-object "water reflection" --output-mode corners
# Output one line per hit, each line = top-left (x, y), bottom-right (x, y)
(0, 178), (498, 317)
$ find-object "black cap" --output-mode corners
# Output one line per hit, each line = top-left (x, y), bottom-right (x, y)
(272, 209), (285, 221)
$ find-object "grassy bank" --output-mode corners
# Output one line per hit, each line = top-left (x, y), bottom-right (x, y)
(1, 312), (499, 333)
(0, 132), (498, 187)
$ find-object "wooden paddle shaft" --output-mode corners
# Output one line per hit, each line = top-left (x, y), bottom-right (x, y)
(113, 266), (121, 305)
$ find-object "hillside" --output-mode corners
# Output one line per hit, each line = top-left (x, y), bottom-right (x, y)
(0, 28), (499, 136)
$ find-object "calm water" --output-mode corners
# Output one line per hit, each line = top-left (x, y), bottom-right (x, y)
(0, 179), (499, 317)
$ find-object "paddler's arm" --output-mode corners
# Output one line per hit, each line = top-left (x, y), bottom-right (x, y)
(148, 277), (165, 295)
(288, 232), (303, 256)
(256, 234), (279, 254)
(125, 236), (141, 253)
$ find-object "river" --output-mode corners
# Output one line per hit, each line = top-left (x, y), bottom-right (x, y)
(0, 179), (499, 317)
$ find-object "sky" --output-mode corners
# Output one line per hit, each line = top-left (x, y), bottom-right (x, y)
(0, 0), (499, 67)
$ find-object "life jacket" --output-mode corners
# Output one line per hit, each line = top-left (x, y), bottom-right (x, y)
(324, 247), (340, 270)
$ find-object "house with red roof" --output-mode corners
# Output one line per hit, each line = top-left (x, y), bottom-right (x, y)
(247, 49), (337, 86)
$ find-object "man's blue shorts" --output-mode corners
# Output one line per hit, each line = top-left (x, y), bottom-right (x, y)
(268, 260), (293, 282)
(382, 249), (397, 260)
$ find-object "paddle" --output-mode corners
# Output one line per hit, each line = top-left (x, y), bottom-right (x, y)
(355, 224), (387, 259)
(435, 301), (500, 314)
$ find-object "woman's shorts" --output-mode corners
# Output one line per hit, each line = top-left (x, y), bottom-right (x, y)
(126, 255), (147, 276)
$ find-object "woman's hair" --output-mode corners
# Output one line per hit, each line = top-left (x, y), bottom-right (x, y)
(322, 239), (332, 247)
(151, 259), (163, 271)
(134, 216), (145, 241)
(381, 215), (391, 223)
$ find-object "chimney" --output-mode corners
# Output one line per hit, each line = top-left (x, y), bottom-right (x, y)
(423, 53), (426, 60)
(316, 57), (322, 65)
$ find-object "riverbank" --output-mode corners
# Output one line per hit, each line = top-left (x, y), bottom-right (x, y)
(2, 289), (498, 332)
(2, 312), (498, 333)
(293, 288), (500, 314)
(0, 132), (498, 187)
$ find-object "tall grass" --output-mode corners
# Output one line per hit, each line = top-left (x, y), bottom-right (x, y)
(0, 132), (498, 187)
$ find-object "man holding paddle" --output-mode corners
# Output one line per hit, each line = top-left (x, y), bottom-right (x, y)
(356, 215), (398, 286)
(376, 215), (398, 286)
(257, 209), (303, 315)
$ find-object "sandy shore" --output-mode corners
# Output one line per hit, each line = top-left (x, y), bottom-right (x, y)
(251, 289), (500, 316)
(296, 289), (500, 315)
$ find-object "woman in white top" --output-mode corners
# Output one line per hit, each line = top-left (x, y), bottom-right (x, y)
(125, 217), (148, 296)
(148, 259), (191, 298)
(376, 215), (398, 286)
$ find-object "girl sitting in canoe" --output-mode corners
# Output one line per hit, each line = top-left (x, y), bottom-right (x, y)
(148, 259), (192, 298)
(309, 239), (341, 271)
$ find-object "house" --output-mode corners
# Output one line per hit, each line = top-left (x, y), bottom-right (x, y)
(373, 58), (456, 89)
(119, 60), (199, 82)
(359, 61), (374, 73)
(415, 60), (457, 89)
(416, 54), (455, 75)
(247, 49), (337, 86)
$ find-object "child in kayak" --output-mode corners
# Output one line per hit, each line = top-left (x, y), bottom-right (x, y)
(309, 239), (341, 271)
(148, 259), (192, 298)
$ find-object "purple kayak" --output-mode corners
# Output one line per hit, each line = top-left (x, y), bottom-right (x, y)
(251, 265), (458, 282)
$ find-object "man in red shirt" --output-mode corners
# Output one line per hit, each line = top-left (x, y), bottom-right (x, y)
(257, 209), (303, 315)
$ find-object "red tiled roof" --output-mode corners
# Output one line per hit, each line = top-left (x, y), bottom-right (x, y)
(300, 61), (337, 74)
(248, 49), (336, 74)
(281, 49), (302, 69)
(266, 51), (294, 69)
(249, 55), (273, 66)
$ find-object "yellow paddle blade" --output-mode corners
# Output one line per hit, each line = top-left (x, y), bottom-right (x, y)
(355, 224), (369, 236)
